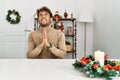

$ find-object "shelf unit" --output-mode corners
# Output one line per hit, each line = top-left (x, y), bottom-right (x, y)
(34, 18), (77, 59)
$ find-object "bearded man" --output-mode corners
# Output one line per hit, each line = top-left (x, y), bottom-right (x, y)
(27, 6), (66, 59)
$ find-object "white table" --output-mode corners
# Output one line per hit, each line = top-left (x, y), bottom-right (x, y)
(0, 59), (119, 80)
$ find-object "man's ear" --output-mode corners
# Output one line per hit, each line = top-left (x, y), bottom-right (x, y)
(50, 18), (53, 22)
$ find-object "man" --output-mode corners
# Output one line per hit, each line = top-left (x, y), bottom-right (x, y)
(27, 6), (66, 59)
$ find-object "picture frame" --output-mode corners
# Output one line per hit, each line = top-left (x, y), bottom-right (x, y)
(67, 27), (73, 35)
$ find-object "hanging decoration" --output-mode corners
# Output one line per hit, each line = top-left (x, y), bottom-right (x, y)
(6, 9), (21, 24)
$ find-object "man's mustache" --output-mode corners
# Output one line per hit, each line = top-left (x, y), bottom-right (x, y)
(41, 18), (46, 20)
(41, 18), (51, 21)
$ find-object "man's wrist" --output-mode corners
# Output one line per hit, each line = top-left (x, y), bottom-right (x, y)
(47, 43), (52, 48)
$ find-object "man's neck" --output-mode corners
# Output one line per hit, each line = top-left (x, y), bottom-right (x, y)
(40, 25), (51, 33)
(41, 25), (50, 29)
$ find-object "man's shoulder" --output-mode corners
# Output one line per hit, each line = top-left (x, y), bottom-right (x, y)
(53, 29), (63, 34)
(30, 30), (39, 34)
(29, 30), (40, 37)
(52, 29), (65, 36)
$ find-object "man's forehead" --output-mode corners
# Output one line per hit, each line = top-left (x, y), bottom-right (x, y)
(39, 11), (49, 14)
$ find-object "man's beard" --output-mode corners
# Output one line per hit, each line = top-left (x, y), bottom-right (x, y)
(40, 23), (50, 27)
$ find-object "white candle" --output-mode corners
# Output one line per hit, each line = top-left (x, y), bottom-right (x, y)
(94, 50), (105, 66)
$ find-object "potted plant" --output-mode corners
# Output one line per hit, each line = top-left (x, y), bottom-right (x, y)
(66, 41), (72, 51)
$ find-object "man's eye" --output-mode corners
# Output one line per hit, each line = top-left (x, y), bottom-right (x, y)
(39, 14), (42, 16)
(45, 14), (47, 16)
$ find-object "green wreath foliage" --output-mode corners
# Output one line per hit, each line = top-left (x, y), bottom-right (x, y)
(73, 55), (120, 80)
(6, 9), (21, 24)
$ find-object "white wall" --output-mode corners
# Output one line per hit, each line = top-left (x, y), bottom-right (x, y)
(93, 0), (120, 58)
(74, 0), (94, 58)
(0, 0), (94, 58)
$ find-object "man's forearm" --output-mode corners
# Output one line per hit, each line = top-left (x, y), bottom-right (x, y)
(48, 45), (66, 59)
(27, 45), (42, 58)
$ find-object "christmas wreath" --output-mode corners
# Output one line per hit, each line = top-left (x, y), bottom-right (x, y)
(73, 54), (120, 80)
(6, 9), (21, 24)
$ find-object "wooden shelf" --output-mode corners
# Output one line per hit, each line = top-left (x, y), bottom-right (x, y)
(65, 35), (75, 37)
(53, 18), (76, 21)
(34, 17), (77, 59)
(35, 18), (76, 21)
(67, 50), (76, 53)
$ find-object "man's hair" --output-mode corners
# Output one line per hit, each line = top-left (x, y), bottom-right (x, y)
(37, 6), (53, 18)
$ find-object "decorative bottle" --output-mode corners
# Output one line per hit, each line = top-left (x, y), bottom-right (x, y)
(64, 10), (68, 19)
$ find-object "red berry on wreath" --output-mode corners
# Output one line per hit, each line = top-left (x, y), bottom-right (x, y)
(92, 64), (98, 69)
(103, 66), (109, 71)
(104, 55), (108, 60)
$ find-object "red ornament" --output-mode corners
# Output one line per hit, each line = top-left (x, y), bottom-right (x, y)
(116, 66), (120, 70)
(104, 55), (108, 60)
(59, 22), (64, 31)
(81, 57), (86, 60)
(80, 57), (89, 65)
(103, 66), (109, 71)
(92, 64), (98, 69)
(112, 66), (120, 70)
(106, 64), (112, 69)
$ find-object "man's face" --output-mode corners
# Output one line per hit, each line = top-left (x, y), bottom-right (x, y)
(38, 11), (52, 27)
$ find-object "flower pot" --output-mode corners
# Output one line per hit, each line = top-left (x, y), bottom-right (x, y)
(66, 45), (72, 51)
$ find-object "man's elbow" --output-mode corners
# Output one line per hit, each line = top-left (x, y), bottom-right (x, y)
(60, 52), (67, 59)
(27, 53), (32, 59)
(27, 52), (35, 59)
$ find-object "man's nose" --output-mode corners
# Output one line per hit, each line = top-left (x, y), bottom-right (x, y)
(42, 15), (46, 18)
